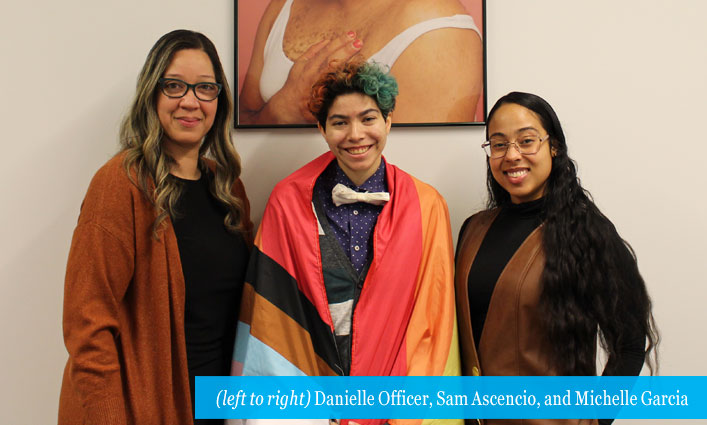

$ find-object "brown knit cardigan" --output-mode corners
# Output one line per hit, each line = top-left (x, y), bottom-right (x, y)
(58, 152), (253, 425)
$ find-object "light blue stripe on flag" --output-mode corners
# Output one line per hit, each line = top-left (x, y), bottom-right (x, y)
(233, 322), (307, 377)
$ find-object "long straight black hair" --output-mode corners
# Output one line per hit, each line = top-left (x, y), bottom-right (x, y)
(486, 92), (658, 375)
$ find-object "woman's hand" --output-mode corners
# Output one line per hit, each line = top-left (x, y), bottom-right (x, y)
(239, 30), (362, 125)
(271, 32), (362, 123)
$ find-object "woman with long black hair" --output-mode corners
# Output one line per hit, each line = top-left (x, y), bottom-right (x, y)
(455, 91), (658, 425)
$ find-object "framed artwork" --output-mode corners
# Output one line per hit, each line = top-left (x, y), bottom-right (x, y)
(235, 0), (486, 128)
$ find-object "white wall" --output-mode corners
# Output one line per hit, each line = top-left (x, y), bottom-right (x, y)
(1, 1), (705, 423)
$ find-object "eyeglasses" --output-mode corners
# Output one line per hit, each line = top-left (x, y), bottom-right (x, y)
(481, 134), (550, 158)
(158, 78), (222, 101)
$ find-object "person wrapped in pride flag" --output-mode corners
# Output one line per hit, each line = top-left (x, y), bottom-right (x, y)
(231, 58), (462, 425)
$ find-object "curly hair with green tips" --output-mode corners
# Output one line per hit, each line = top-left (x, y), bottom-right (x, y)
(308, 57), (399, 128)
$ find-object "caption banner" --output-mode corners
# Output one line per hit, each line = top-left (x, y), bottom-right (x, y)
(195, 376), (705, 419)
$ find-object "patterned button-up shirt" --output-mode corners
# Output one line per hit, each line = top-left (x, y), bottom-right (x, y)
(314, 160), (387, 274)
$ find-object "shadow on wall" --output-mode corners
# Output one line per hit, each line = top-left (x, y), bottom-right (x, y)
(236, 129), (328, 227)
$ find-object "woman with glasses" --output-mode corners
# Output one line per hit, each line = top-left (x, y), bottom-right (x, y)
(455, 92), (658, 425)
(58, 30), (252, 425)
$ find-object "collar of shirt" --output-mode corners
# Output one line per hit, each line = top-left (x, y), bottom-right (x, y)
(314, 159), (388, 275)
(324, 158), (388, 195)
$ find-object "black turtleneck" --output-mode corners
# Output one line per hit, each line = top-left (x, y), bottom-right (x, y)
(463, 198), (545, 348)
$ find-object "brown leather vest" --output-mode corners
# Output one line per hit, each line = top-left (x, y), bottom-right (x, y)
(455, 209), (597, 425)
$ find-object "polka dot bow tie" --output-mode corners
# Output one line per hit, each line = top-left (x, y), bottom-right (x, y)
(331, 183), (390, 207)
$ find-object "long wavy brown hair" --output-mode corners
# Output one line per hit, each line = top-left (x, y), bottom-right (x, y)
(119, 29), (244, 237)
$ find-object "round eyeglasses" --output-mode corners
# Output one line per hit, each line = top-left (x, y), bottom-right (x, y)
(481, 134), (550, 158)
(158, 78), (222, 101)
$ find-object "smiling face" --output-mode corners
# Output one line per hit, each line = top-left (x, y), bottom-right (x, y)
(156, 48), (218, 155)
(487, 103), (554, 204)
(319, 92), (392, 186)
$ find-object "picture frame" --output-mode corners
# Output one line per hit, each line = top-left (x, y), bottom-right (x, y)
(235, 0), (486, 128)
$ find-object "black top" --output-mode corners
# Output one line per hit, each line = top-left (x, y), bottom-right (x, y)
(458, 200), (644, 425)
(171, 172), (249, 423)
(463, 198), (545, 348)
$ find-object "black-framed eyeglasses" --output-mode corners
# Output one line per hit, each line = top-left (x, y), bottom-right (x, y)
(481, 134), (550, 158)
(158, 78), (222, 101)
